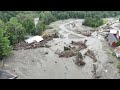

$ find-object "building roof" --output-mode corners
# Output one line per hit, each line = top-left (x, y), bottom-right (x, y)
(108, 33), (118, 43)
(25, 35), (43, 44)
(110, 29), (118, 34)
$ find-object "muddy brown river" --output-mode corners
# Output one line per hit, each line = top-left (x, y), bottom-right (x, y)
(1, 19), (120, 79)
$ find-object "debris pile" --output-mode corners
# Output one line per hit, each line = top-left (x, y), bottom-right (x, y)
(92, 64), (99, 79)
(84, 49), (97, 62)
(58, 40), (87, 58)
(71, 40), (87, 50)
(59, 45), (78, 58)
(64, 46), (72, 51)
(13, 32), (59, 50)
(42, 32), (59, 40)
(13, 40), (50, 50)
(75, 52), (86, 66)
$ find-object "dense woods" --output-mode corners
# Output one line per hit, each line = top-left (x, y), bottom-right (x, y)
(1, 11), (120, 59)
(82, 16), (104, 27)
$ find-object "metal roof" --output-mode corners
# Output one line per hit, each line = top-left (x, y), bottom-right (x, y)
(108, 33), (118, 43)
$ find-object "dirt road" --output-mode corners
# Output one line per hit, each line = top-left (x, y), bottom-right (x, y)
(2, 19), (120, 79)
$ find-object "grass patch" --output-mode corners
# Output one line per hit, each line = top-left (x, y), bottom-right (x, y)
(115, 15), (120, 19)
(103, 19), (108, 24)
(117, 61), (120, 69)
(112, 52), (116, 56)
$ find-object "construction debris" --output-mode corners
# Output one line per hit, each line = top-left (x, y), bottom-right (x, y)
(84, 49), (97, 62)
(13, 40), (50, 50)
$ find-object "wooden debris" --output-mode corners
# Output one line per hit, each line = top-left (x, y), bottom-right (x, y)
(58, 40), (87, 58)
(42, 32), (59, 40)
(71, 40), (87, 50)
(59, 50), (77, 58)
(75, 52), (85, 66)
(84, 49), (97, 62)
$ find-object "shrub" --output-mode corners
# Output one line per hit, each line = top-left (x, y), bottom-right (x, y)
(117, 62), (120, 69)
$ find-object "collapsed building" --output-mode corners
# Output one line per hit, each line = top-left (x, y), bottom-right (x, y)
(106, 21), (120, 57)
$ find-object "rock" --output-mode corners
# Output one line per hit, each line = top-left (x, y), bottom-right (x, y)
(104, 70), (108, 73)
(76, 61), (86, 66)
(64, 46), (71, 51)
(55, 61), (57, 63)
(96, 75), (101, 79)
(44, 52), (49, 54)
(45, 45), (50, 48)
(108, 61), (114, 64)
(55, 43), (58, 45)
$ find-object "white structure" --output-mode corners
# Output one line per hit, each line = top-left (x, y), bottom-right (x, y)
(34, 18), (39, 27)
(25, 35), (43, 44)
(110, 29), (118, 34)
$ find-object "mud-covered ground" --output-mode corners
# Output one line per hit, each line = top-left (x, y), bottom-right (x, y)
(1, 19), (120, 79)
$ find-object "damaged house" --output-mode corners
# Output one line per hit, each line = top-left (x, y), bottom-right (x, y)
(108, 33), (118, 47)
(108, 29), (120, 47)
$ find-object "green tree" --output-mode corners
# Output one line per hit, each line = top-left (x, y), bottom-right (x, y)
(6, 17), (26, 45)
(35, 21), (46, 35)
(21, 17), (35, 35)
(0, 11), (18, 22)
(83, 16), (103, 28)
(39, 11), (56, 25)
(0, 28), (12, 60)
(16, 14), (35, 35)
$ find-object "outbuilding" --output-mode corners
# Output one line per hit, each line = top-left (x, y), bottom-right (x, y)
(25, 35), (43, 44)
